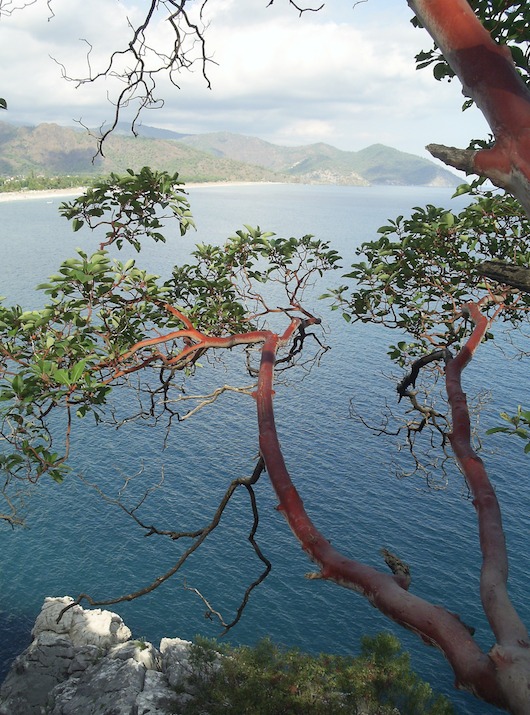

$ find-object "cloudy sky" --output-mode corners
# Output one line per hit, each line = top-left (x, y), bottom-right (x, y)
(0, 0), (490, 160)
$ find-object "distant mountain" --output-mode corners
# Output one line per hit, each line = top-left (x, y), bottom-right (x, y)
(0, 122), (283, 183)
(177, 132), (460, 187)
(350, 144), (457, 186)
(109, 122), (192, 142)
(0, 122), (460, 187)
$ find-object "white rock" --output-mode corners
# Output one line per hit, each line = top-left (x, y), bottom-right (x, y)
(1, 598), (222, 715)
(135, 671), (183, 715)
(160, 636), (221, 693)
(109, 641), (160, 671)
(160, 637), (194, 689)
(32, 596), (131, 649)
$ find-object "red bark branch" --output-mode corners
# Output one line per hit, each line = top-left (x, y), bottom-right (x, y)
(254, 328), (506, 707)
(446, 303), (529, 649)
(97, 303), (275, 381)
(409, 0), (530, 215)
(443, 302), (530, 713)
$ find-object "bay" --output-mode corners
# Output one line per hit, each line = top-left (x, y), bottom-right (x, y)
(1, 184), (529, 715)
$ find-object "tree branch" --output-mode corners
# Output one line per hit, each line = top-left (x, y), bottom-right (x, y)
(446, 303), (529, 648)
(254, 332), (505, 707)
(444, 301), (530, 713)
(478, 261), (530, 294)
(59, 457), (270, 633)
(410, 0), (530, 217)
(426, 144), (478, 175)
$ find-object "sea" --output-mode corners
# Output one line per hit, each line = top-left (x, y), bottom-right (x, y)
(1, 183), (530, 715)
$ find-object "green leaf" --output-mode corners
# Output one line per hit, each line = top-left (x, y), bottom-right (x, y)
(71, 359), (88, 383)
(440, 212), (454, 227)
(486, 427), (510, 435)
(52, 369), (71, 385)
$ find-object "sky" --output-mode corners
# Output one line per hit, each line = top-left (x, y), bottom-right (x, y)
(0, 0), (490, 161)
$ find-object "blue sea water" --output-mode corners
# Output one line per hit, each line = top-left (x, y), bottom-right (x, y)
(1, 184), (530, 715)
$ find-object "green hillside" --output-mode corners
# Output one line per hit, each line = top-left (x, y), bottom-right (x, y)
(350, 144), (456, 186)
(0, 122), (460, 187)
(178, 132), (460, 186)
(0, 123), (285, 184)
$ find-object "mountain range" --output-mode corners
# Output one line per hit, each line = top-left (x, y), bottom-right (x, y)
(0, 121), (460, 187)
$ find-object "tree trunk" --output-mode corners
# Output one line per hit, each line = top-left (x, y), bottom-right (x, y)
(409, 0), (530, 217)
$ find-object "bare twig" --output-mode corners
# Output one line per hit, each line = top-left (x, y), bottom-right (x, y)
(267, 0), (324, 15)
(162, 384), (257, 421)
(59, 457), (269, 627)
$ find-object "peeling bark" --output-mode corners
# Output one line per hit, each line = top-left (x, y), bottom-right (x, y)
(409, 0), (530, 216)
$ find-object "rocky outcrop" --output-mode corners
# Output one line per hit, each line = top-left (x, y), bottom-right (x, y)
(0, 597), (207, 715)
(297, 169), (370, 186)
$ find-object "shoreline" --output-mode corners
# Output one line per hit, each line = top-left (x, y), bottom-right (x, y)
(0, 181), (457, 205)
(0, 187), (88, 203)
(0, 181), (285, 204)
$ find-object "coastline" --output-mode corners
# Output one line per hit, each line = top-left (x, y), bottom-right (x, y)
(0, 181), (285, 204)
(0, 187), (88, 203)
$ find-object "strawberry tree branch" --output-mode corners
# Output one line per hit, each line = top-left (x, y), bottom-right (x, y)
(253, 329), (507, 708)
(446, 304), (530, 644)
(479, 261), (530, 294)
(409, 0), (530, 214)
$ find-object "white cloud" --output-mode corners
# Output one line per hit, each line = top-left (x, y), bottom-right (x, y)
(0, 0), (490, 158)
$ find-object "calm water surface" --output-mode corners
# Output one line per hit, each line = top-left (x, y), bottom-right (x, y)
(1, 184), (529, 715)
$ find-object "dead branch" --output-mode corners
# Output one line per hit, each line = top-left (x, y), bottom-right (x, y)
(478, 260), (530, 294)
(267, 0), (324, 16)
(350, 372), (455, 489)
(427, 144), (478, 175)
(381, 548), (411, 589)
(59, 457), (270, 633)
(183, 462), (272, 636)
(49, 0), (214, 155)
(0, 0), (53, 17)
(397, 348), (452, 399)
(162, 384), (257, 421)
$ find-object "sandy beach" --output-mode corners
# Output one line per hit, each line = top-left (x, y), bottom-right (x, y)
(0, 181), (283, 204)
(0, 187), (87, 203)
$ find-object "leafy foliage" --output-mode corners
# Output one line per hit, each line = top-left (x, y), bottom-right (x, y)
(0, 172), (340, 523)
(167, 227), (341, 335)
(486, 405), (530, 453)
(323, 188), (530, 365)
(182, 633), (453, 715)
(58, 166), (195, 251)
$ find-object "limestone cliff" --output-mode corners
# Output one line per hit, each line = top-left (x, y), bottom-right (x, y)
(0, 597), (205, 715)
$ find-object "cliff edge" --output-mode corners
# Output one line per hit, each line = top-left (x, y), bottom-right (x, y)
(0, 597), (205, 715)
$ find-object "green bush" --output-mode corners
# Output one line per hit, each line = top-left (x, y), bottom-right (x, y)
(182, 632), (454, 715)
(0, 174), (97, 192)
